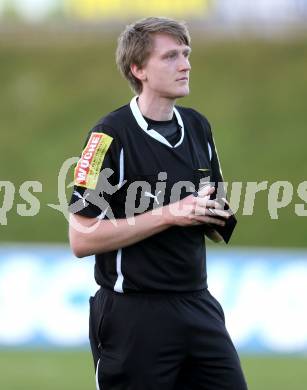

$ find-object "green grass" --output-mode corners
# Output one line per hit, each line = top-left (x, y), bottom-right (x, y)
(0, 350), (95, 390)
(0, 350), (306, 389)
(241, 355), (307, 390)
(0, 31), (306, 247)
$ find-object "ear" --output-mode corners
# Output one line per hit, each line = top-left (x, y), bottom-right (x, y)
(130, 63), (147, 82)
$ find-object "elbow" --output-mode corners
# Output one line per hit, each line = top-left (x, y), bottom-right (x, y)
(69, 213), (95, 258)
(72, 245), (87, 259)
(212, 237), (223, 244)
(68, 213), (110, 257)
(70, 238), (108, 258)
(70, 236), (87, 258)
(69, 228), (91, 258)
(210, 231), (223, 243)
(205, 228), (223, 243)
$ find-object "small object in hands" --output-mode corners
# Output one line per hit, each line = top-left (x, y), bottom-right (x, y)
(212, 199), (237, 244)
(194, 187), (236, 242)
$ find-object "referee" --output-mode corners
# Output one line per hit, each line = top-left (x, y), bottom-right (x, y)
(69, 16), (248, 390)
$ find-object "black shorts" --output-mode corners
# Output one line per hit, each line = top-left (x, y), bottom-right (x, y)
(89, 288), (248, 390)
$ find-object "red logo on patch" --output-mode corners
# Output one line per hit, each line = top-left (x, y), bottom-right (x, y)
(74, 133), (103, 187)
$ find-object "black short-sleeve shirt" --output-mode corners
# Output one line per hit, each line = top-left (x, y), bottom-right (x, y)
(69, 97), (225, 293)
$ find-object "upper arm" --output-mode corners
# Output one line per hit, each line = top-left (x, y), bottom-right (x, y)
(68, 125), (122, 254)
(68, 125), (122, 221)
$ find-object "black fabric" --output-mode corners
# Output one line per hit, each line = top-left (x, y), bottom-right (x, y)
(89, 288), (248, 390)
(144, 114), (181, 146)
(69, 102), (232, 293)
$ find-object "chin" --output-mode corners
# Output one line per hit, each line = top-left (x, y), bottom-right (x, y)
(160, 86), (190, 100)
(176, 88), (190, 98)
(167, 88), (190, 99)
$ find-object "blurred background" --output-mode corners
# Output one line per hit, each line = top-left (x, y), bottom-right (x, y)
(0, 0), (307, 389)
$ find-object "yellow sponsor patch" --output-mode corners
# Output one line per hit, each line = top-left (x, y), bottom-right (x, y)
(74, 132), (113, 190)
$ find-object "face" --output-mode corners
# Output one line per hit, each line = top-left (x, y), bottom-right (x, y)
(136, 33), (191, 99)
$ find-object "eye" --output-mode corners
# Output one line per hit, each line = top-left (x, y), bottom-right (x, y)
(166, 52), (177, 59)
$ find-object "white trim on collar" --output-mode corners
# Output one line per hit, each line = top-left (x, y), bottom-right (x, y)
(129, 96), (185, 148)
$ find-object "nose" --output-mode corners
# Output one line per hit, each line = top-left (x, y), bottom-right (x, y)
(178, 55), (191, 72)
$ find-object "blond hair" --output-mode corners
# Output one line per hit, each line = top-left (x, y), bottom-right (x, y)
(116, 17), (191, 94)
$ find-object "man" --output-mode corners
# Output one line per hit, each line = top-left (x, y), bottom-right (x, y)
(69, 17), (247, 390)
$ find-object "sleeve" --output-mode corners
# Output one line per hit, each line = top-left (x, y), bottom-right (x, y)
(207, 122), (226, 201)
(206, 121), (238, 243)
(68, 124), (122, 219)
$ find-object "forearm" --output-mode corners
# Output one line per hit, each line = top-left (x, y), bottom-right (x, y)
(69, 186), (228, 257)
(69, 207), (173, 258)
(206, 229), (223, 242)
(204, 226), (223, 243)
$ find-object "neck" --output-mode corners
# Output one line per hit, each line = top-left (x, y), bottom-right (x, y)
(137, 93), (175, 121)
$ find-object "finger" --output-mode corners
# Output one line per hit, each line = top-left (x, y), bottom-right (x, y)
(196, 198), (223, 209)
(218, 197), (233, 212)
(197, 185), (215, 197)
(193, 215), (226, 226)
(221, 197), (229, 205)
(194, 203), (230, 219)
(206, 208), (231, 219)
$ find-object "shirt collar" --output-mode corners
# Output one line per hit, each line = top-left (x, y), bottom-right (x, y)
(129, 96), (185, 148)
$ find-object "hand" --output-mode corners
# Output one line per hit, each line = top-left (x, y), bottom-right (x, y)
(165, 185), (232, 227)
